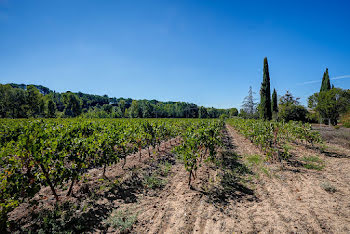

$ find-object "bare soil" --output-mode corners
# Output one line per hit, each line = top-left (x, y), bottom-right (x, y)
(8, 125), (350, 233)
(126, 125), (350, 233)
(312, 124), (350, 150)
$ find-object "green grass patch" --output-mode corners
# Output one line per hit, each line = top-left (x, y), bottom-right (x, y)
(303, 163), (324, 170)
(301, 156), (325, 170)
(104, 209), (138, 232)
(158, 161), (172, 177)
(261, 167), (271, 178)
(246, 154), (263, 166)
(301, 155), (323, 163)
(143, 161), (172, 189)
(244, 154), (272, 179)
(143, 174), (166, 189)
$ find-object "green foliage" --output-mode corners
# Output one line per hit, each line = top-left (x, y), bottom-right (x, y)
(0, 118), (200, 230)
(341, 112), (350, 128)
(27, 85), (45, 117)
(129, 100), (142, 118)
(46, 97), (57, 118)
(104, 209), (138, 232)
(239, 109), (259, 119)
(260, 57), (272, 120)
(279, 104), (307, 122)
(102, 104), (113, 114)
(219, 114), (229, 120)
(1, 83), (237, 119)
(227, 119), (322, 161)
(271, 88), (278, 113)
(320, 68), (331, 92)
(174, 120), (224, 186)
(278, 91), (307, 122)
(32, 202), (86, 233)
(62, 92), (82, 117)
(306, 111), (320, 123)
(143, 174), (166, 189)
(301, 156), (325, 170)
(82, 107), (114, 118)
(143, 161), (172, 189)
(228, 108), (239, 117)
(279, 90), (300, 105)
(308, 88), (350, 125)
(246, 154), (263, 165)
(199, 106), (208, 118)
(0, 84), (47, 118)
(158, 161), (172, 177)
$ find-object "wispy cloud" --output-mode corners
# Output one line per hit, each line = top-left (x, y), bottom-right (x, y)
(297, 80), (320, 85)
(297, 75), (350, 86)
(331, 75), (350, 80)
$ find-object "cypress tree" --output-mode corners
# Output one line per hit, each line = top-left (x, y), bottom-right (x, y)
(320, 71), (325, 91)
(260, 57), (272, 120)
(320, 68), (331, 92)
(271, 88), (278, 113)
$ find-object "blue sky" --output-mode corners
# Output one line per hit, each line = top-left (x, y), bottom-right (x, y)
(0, 0), (349, 109)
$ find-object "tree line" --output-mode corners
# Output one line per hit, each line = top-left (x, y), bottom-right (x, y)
(240, 57), (350, 126)
(0, 83), (238, 119)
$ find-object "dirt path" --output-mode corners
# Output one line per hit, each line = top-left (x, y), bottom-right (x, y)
(130, 124), (350, 233)
(132, 164), (245, 234)
(225, 124), (350, 233)
(130, 126), (255, 234)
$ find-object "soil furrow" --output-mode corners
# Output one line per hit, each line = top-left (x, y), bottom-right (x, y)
(131, 124), (350, 233)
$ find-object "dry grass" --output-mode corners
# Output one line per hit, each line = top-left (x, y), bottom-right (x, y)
(312, 124), (350, 149)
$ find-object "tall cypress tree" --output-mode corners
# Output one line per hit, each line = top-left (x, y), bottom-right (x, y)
(271, 88), (278, 113)
(325, 69), (331, 90)
(320, 68), (331, 92)
(260, 57), (272, 120)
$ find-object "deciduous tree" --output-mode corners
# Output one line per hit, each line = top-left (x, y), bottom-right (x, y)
(308, 88), (349, 125)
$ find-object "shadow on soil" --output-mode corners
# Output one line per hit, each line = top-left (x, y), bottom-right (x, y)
(299, 143), (349, 159)
(11, 173), (144, 233)
(203, 128), (256, 205)
(319, 149), (350, 159)
(11, 150), (177, 233)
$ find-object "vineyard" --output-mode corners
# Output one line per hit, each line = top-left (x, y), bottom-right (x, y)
(0, 118), (224, 231)
(1, 118), (350, 233)
(226, 119), (323, 160)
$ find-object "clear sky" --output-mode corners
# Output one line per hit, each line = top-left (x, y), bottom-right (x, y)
(1, 0), (349, 109)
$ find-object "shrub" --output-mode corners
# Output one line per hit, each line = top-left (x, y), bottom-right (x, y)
(341, 112), (350, 128)
(104, 209), (138, 232)
(306, 111), (320, 123)
(320, 182), (336, 193)
(278, 104), (308, 122)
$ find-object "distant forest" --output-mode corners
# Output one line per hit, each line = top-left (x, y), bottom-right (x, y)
(0, 83), (238, 119)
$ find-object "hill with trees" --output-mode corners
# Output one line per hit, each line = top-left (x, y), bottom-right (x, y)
(0, 83), (238, 119)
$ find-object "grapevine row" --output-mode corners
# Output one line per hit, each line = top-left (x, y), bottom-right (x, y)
(173, 119), (225, 186)
(226, 118), (322, 160)
(0, 118), (195, 229)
